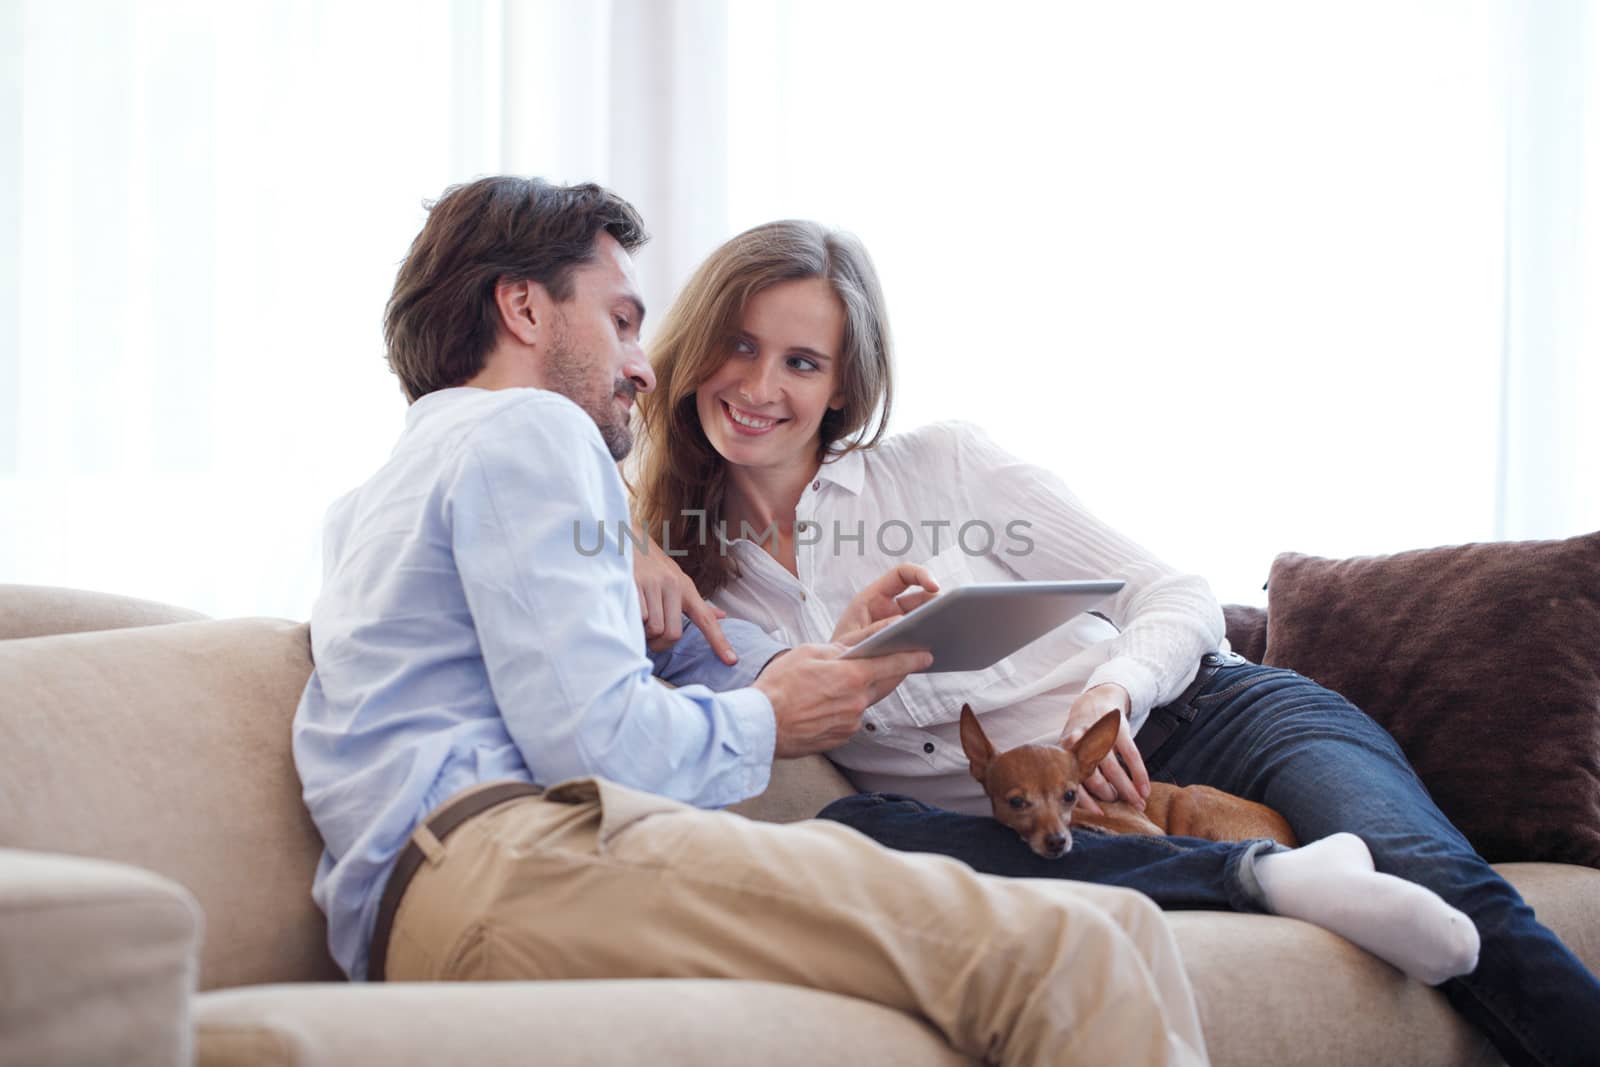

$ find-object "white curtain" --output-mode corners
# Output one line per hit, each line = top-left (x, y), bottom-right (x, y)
(1498, 0), (1600, 542)
(4, 0), (477, 617)
(0, 0), (733, 618)
(1, 0), (1594, 617)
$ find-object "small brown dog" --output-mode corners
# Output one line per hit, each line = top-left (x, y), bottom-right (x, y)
(959, 704), (1297, 857)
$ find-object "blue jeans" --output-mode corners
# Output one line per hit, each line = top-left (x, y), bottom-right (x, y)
(817, 654), (1600, 1067)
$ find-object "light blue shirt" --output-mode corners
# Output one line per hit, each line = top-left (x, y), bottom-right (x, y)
(293, 386), (783, 980)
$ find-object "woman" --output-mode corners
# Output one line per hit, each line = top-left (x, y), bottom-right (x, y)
(631, 221), (1596, 1065)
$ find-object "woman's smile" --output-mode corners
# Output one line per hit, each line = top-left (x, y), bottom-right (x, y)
(720, 399), (787, 435)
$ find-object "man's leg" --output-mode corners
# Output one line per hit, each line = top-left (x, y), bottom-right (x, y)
(385, 777), (1207, 1067)
(1150, 662), (1600, 1067)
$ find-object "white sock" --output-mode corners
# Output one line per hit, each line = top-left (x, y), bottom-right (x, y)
(1253, 832), (1480, 985)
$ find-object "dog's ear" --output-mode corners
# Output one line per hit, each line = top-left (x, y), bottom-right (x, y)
(1068, 710), (1121, 771)
(959, 704), (995, 784)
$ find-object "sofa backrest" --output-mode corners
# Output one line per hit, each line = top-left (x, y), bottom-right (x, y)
(0, 584), (208, 640)
(0, 617), (343, 989)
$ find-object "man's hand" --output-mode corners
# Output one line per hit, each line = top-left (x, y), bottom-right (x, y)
(630, 526), (736, 664)
(755, 643), (933, 758)
(830, 563), (940, 644)
(1059, 683), (1148, 814)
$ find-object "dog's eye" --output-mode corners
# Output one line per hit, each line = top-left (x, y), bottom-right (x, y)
(1008, 796), (1027, 810)
(1063, 790), (1077, 804)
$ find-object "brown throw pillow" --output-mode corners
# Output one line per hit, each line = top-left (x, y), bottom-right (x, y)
(1222, 604), (1269, 664)
(1262, 532), (1600, 868)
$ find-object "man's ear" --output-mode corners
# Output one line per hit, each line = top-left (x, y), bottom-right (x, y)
(959, 705), (995, 784)
(493, 278), (548, 346)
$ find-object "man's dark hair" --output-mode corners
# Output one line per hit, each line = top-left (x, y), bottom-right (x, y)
(383, 177), (648, 402)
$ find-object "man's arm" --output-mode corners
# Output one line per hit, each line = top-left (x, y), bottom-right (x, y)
(451, 397), (775, 807)
(647, 616), (787, 690)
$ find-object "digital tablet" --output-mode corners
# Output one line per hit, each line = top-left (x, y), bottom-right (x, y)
(838, 580), (1124, 673)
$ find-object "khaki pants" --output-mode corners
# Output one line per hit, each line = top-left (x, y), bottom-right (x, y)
(386, 777), (1208, 1067)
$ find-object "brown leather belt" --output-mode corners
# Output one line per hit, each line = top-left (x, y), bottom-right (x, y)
(367, 780), (545, 981)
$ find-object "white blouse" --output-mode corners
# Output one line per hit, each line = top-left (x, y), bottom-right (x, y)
(711, 421), (1226, 815)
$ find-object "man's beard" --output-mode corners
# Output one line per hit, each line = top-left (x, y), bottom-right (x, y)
(544, 329), (635, 461)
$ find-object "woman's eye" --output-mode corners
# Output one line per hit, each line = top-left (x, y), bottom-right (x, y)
(787, 356), (819, 372)
(1063, 790), (1077, 804)
(1008, 796), (1027, 810)
(732, 338), (756, 356)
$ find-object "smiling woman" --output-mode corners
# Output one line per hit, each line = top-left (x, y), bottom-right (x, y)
(635, 220), (894, 595)
(695, 277), (848, 576)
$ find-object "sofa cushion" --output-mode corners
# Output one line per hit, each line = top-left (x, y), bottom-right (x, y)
(193, 979), (971, 1067)
(1166, 911), (1497, 1066)
(1262, 533), (1600, 867)
(0, 583), (207, 639)
(729, 754), (855, 823)
(1498, 861), (1600, 974)
(0, 618), (341, 988)
(1168, 860), (1595, 1066)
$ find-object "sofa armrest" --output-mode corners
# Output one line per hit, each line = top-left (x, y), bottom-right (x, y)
(0, 848), (202, 1067)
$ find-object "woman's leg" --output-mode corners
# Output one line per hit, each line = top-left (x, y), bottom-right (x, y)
(1147, 659), (1600, 1067)
(817, 793), (1477, 983)
(817, 791), (1269, 912)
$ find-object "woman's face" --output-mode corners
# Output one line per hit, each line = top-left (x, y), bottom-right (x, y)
(695, 277), (847, 474)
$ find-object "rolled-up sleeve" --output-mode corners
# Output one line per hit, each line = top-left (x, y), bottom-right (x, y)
(648, 617), (788, 691)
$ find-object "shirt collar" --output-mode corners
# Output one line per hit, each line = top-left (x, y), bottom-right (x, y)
(815, 446), (866, 496)
(404, 386), (479, 429)
(712, 446), (867, 550)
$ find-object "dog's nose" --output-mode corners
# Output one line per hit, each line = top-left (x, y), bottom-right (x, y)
(1043, 832), (1067, 854)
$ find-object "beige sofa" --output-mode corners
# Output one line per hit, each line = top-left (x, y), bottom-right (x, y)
(2, 584), (1597, 1067)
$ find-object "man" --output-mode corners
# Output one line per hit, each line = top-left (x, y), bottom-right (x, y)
(293, 176), (1207, 1067)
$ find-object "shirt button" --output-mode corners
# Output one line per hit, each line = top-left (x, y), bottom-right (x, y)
(923, 742), (935, 753)
(812, 480), (821, 490)
(800, 591), (807, 601)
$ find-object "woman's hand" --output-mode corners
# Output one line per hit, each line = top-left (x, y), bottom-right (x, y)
(630, 526), (736, 664)
(831, 563), (941, 645)
(1059, 683), (1148, 814)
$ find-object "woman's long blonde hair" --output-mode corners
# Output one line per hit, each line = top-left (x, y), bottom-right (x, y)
(633, 220), (894, 595)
